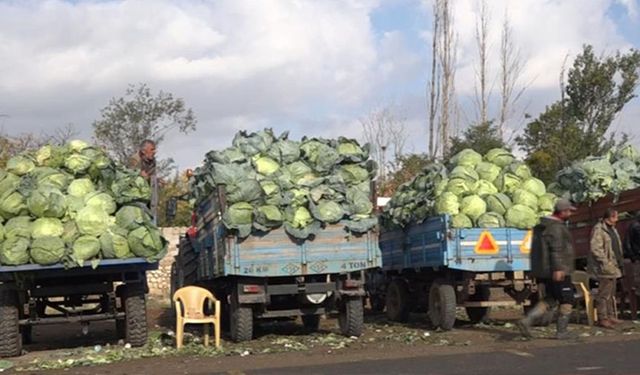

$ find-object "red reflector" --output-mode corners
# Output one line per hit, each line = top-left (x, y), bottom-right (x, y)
(474, 231), (499, 254)
(243, 285), (261, 293)
(344, 280), (360, 288)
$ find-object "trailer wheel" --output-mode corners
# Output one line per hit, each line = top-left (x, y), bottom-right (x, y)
(230, 298), (253, 342)
(466, 285), (491, 324)
(429, 280), (457, 330)
(122, 285), (148, 347)
(385, 279), (409, 322)
(301, 315), (321, 332)
(339, 296), (364, 337)
(0, 290), (21, 357)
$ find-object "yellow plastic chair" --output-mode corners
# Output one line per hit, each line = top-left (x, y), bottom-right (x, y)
(173, 286), (221, 349)
(572, 271), (596, 326)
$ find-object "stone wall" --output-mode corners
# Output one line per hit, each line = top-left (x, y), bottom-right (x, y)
(147, 227), (186, 298)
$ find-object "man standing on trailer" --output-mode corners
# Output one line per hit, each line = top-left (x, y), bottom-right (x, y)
(589, 208), (623, 328)
(136, 139), (159, 224)
(517, 198), (576, 340)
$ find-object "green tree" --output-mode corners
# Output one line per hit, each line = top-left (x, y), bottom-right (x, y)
(157, 170), (192, 227)
(447, 121), (507, 159)
(93, 83), (197, 173)
(517, 45), (640, 183)
(380, 153), (432, 196)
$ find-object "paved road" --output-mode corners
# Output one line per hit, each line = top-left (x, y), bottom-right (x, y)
(247, 339), (640, 375)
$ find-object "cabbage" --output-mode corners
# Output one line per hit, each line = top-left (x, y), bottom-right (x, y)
(0, 237), (30, 265)
(505, 204), (538, 229)
(253, 205), (284, 231)
(493, 172), (521, 194)
(507, 162), (532, 180)
(613, 144), (640, 162)
(226, 179), (263, 204)
(446, 178), (475, 196)
(485, 193), (512, 216)
(451, 149), (482, 167)
(538, 193), (557, 212)
(285, 206), (314, 229)
(100, 227), (133, 259)
(27, 187), (67, 218)
(32, 218), (64, 238)
(345, 186), (373, 217)
(0, 173), (20, 198)
(450, 166), (479, 182)
(338, 164), (370, 185)
(477, 212), (506, 228)
(310, 200), (344, 223)
(72, 235), (101, 265)
(521, 178), (547, 197)
(435, 192), (460, 215)
(460, 195), (487, 221)
(475, 179), (498, 197)
(6, 155), (35, 176)
(0, 191), (28, 219)
(451, 214), (473, 228)
(222, 202), (254, 237)
(84, 192), (117, 215)
(115, 205), (147, 231)
(76, 206), (111, 237)
(512, 189), (539, 210)
(475, 162), (501, 182)
(253, 156), (280, 176)
(110, 174), (151, 204)
(4, 216), (32, 239)
(30, 236), (66, 265)
(64, 154), (92, 174)
(484, 148), (515, 168)
(128, 224), (166, 259)
(67, 178), (95, 198)
(68, 139), (90, 153)
(0, 222), (4, 242)
(62, 220), (79, 246)
(337, 137), (368, 162)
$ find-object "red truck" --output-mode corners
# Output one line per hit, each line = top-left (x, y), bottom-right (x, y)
(567, 187), (640, 317)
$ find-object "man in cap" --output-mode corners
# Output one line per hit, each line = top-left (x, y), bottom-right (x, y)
(517, 198), (577, 339)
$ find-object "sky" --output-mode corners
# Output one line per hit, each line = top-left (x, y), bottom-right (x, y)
(0, 0), (639, 170)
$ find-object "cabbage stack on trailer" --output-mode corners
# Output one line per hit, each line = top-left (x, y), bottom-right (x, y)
(0, 141), (166, 357)
(370, 149), (552, 329)
(171, 129), (381, 342)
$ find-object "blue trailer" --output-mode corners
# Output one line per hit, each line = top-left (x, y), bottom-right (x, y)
(369, 215), (535, 330)
(0, 258), (156, 357)
(171, 189), (381, 342)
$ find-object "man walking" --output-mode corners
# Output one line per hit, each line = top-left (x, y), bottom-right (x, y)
(517, 198), (576, 339)
(589, 208), (623, 328)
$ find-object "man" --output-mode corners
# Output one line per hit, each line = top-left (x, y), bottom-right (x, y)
(517, 198), (576, 340)
(624, 213), (640, 302)
(588, 208), (623, 328)
(137, 139), (159, 224)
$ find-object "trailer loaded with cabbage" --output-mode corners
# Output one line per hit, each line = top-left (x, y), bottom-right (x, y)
(170, 129), (381, 342)
(0, 141), (166, 357)
(368, 149), (552, 329)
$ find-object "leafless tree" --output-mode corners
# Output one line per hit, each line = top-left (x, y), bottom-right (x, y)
(498, 9), (529, 140)
(427, 0), (442, 159)
(438, 0), (457, 156)
(360, 105), (407, 185)
(46, 123), (80, 145)
(474, 0), (490, 126)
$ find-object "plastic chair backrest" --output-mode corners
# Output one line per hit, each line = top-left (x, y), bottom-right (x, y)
(571, 270), (590, 286)
(173, 286), (215, 320)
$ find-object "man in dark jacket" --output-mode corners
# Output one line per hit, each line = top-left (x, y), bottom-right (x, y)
(517, 198), (576, 339)
(623, 213), (640, 303)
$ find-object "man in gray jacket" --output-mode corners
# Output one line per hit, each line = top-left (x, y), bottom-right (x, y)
(589, 208), (623, 328)
(517, 198), (576, 339)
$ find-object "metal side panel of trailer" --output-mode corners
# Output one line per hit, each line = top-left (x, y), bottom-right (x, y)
(380, 215), (531, 273)
(0, 258), (158, 281)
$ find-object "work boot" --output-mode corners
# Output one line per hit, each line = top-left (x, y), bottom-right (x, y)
(609, 317), (623, 325)
(597, 318), (615, 329)
(517, 303), (548, 339)
(555, 314), (577, 340)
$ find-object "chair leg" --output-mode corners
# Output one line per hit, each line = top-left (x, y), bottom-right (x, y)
(215, 321), (220, 349)
(204, 324), (210, 347)
(176, 321), (184, 350)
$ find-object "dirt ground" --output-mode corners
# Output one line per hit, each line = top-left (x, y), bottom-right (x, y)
(3, 297), (639, 374)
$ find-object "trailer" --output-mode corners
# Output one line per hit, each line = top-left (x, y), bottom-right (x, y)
(369, 215), (535, 330)
(171, 189), (381, 342)
(0, 258), (156, 357)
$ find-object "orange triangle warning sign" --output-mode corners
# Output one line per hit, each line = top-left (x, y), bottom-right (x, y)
(520, 230), (533, 254)
(474, 231), (499, 254)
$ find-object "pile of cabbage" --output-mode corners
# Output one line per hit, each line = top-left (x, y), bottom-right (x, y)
(551, 144), (640, 203)
(382, 148), (557, 229)
(189, 129), (377, 239)
(0, 140), (166, 267)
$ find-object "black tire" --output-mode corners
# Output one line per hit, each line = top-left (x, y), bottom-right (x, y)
(429, 280), (457, 331)
(301, 315), (321, 332)
(230, 298), (253, 342)
(369, 295), (386, 313)
(0, 290), (21, 357)
(122, 284), (148, 347)
(339, 297), (364, 337)
(385, 279), (410, 322)
(466, 286), (491, 324)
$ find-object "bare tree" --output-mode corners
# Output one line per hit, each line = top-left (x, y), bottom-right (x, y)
(46, 123), (80, 145)
(438, 0), (457, 155)
(360, 105), (407, 186)
(474, 0), (491, 126)
(427, 0), (442, 158)
(498, 8), (528, 139)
